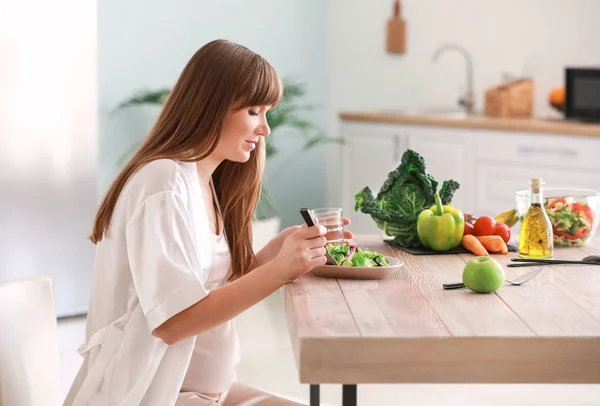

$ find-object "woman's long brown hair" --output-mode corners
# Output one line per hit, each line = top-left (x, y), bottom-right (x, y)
(90, 39), (282, 280)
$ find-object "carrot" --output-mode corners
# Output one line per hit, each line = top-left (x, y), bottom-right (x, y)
(462, 235), (489, 256)
(476, 235), (508, 254)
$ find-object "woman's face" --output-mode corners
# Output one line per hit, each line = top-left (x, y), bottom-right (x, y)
(214, 105), (271, 163)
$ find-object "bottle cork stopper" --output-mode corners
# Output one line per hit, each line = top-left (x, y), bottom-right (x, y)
(530, 177), (544, 193)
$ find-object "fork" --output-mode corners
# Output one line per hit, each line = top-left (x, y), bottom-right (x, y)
(507, 255), (600, 268)
(442, 267), (544, 290)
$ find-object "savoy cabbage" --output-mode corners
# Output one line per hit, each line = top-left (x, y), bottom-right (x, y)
(354, 149), (460, 248)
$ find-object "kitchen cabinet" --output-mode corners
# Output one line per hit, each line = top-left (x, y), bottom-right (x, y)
(337, 119), (600, 236)
(406, 127), (476, 215)
(476, 131), (600, 171)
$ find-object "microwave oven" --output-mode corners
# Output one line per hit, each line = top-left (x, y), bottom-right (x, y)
(565, 67), (600, 122)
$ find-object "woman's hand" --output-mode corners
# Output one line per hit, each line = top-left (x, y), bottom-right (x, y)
(270, 225), (328, 282)
(254, 217), (354, 267)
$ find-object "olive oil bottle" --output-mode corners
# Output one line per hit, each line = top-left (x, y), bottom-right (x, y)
(519, 178), (554, 258)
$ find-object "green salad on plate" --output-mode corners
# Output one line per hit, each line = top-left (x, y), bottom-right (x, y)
(326, 243), (390, 267)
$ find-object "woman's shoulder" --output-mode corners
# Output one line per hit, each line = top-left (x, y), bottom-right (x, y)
(124, 159), (192, 204)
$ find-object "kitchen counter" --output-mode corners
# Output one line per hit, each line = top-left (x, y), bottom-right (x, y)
(339, 111), (600, 137)
(285, 234), (600, 406)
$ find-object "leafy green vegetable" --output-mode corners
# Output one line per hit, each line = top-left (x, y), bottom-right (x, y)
(327, 243), (350, 264)
(326, 243), (390, 267)
(351, 254), (367, 267)
(328, 243), (350, 256)
(354, 149), (460, 248)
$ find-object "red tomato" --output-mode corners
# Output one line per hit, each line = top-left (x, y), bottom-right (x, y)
(474, 216), (497, 236)
(463, 222), (475, 236)
(545, 198), (567, 210)
(555, 228), (590, 240)
(494, 223), (511, 243)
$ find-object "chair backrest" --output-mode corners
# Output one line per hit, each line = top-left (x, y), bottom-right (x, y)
(0, 275), (62, 406)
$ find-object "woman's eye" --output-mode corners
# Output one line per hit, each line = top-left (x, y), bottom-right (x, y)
(249, 110), (258, 116)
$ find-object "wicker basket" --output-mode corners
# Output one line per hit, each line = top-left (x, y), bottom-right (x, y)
(484, 78), (534, 118)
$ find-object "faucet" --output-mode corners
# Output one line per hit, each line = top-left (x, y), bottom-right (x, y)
(432, 43), (475, 115)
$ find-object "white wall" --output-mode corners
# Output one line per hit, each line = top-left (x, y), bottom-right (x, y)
(98, 0), (327, 229)
(325, 0), (600, 206)
(0, 0), (97, 317)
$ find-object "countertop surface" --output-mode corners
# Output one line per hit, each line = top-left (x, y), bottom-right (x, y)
(339, 111), (600, 137)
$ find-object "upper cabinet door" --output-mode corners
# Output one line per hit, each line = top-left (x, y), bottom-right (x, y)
(406, 127), (476, 215)
(341, 122), (405, 236)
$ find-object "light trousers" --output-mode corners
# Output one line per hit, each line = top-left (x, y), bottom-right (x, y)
(177, 382), (308, 406)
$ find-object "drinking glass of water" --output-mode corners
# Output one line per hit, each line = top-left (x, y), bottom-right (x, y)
(310, 207), (344, 245)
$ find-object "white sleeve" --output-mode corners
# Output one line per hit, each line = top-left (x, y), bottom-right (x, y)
(125, 190), (210, 332)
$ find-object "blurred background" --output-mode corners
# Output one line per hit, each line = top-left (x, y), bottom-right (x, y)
(4, 0), (600, 317)
(3, 0), (600, 404)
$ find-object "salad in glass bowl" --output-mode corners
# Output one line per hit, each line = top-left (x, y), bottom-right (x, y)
(515, 188), (600, 247)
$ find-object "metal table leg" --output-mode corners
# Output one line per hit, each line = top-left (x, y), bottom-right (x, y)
(342, 384), (357, 406)
(310, 384), (320, 406)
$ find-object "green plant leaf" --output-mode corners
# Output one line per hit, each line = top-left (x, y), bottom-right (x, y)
(115, 88), (171, 111)
(303, 136), (344, 150)
(288, 119), (316, 131)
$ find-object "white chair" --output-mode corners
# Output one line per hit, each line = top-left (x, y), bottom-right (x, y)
(0, 275), (62, 406)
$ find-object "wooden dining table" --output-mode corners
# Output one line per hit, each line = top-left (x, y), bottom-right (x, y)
(284, 234), (600, 406)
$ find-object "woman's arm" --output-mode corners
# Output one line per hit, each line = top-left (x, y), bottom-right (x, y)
(152, 224), (327, 345)
(152, 260), (284, 345)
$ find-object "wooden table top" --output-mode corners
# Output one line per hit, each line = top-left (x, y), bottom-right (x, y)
(284, 235), (600, 385)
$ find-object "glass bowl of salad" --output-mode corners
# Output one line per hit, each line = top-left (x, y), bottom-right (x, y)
(515, 188), (600, 247)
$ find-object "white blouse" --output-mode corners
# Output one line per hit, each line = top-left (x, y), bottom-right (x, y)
(64, 159), (218, 406)
(180, 182), (241, 394)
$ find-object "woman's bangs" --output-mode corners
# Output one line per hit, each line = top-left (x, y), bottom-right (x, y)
(235, 58), (283, 109)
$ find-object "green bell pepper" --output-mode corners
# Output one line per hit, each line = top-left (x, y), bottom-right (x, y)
(417, 193), (465, 251)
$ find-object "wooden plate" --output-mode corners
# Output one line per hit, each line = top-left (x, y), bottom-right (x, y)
(310, 256), (403, 280)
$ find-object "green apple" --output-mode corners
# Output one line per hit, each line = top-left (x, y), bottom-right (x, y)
(462, 256), (505, 293)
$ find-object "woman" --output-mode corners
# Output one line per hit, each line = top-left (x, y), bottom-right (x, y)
(64, 39), (352, 405)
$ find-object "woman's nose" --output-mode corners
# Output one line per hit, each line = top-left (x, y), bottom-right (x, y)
(258, 122), (270, 137)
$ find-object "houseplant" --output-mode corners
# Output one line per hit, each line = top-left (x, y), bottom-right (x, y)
(114, 80), (340, 249)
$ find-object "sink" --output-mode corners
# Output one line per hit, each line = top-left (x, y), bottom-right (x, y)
(378, 107), (469, 119)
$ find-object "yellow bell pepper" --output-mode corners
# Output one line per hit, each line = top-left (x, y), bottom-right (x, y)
(417, 193), (464, 251)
